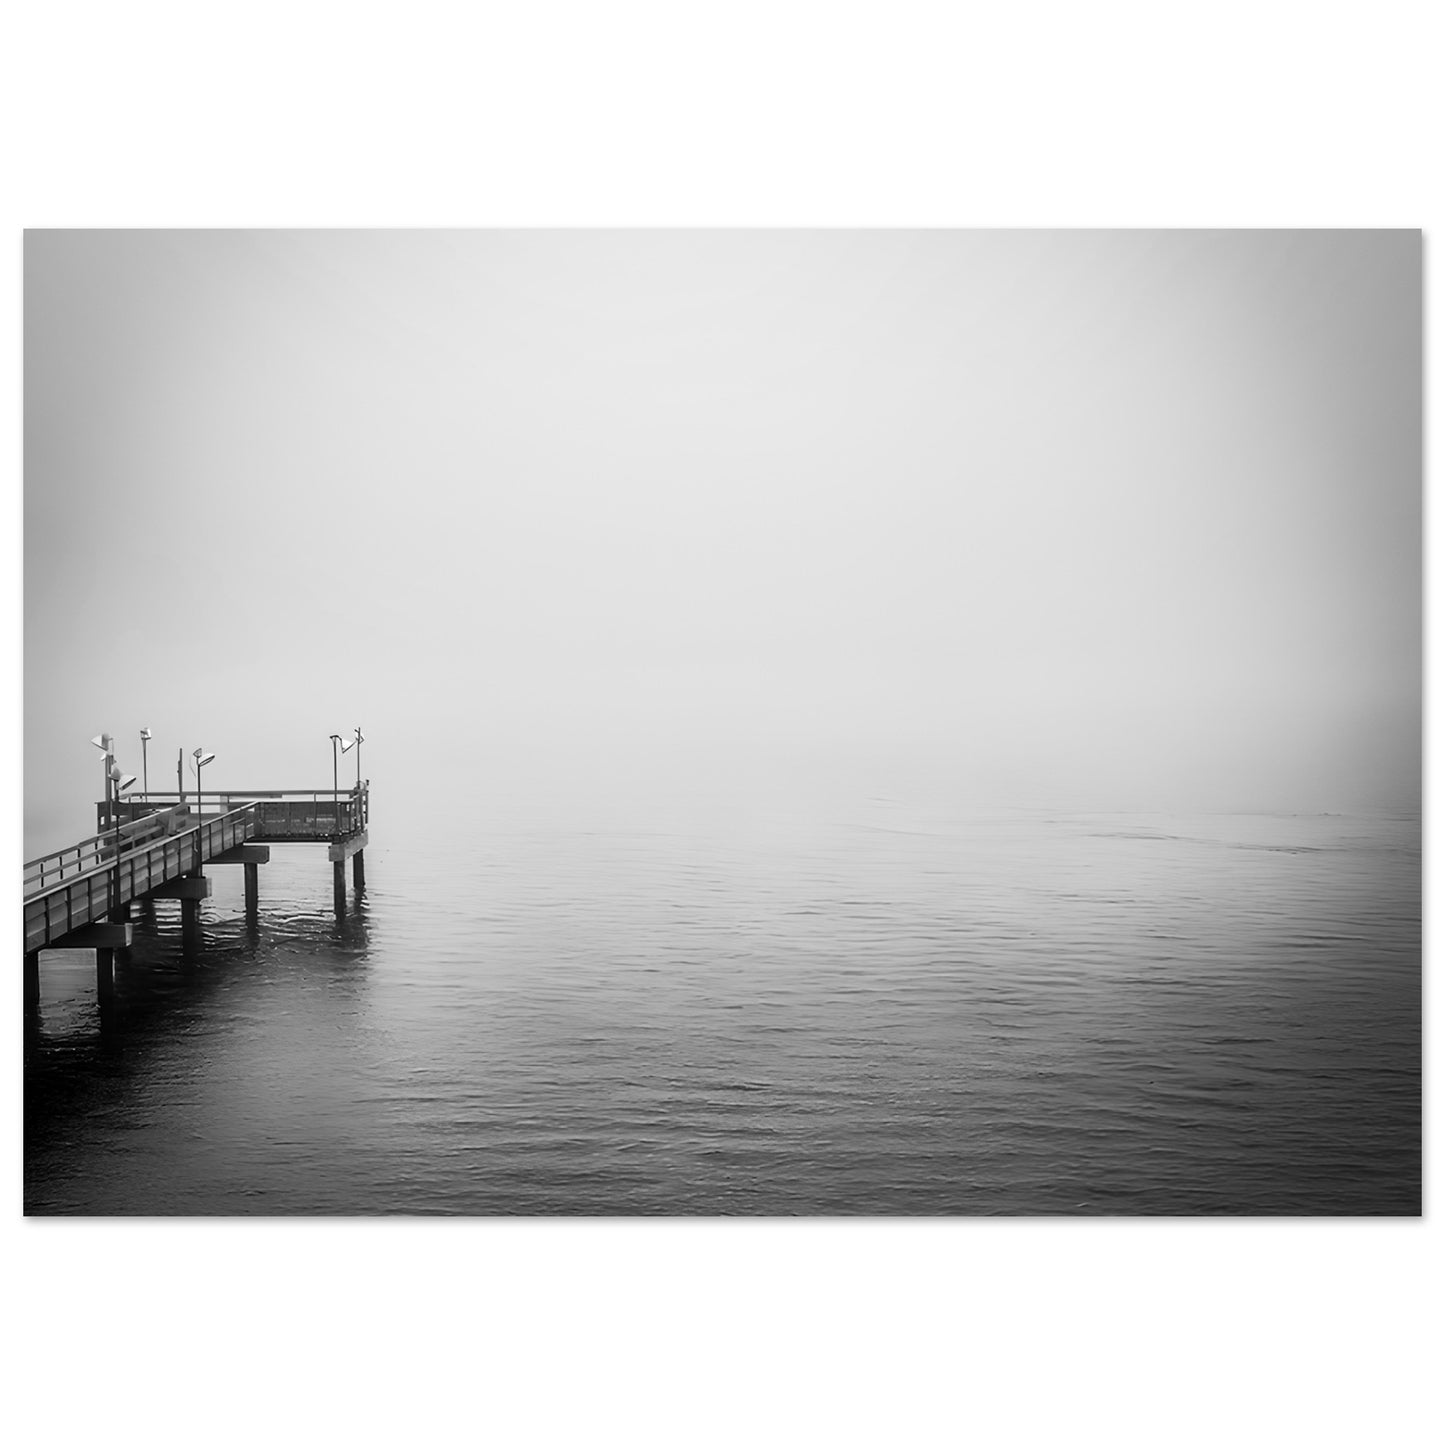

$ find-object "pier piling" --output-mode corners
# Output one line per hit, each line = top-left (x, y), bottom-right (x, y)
(110, 905), (132, 965)
(181, 898), (201, 955)
(96, 946), (115, 1001)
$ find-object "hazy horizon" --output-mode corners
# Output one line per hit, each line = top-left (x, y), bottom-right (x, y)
(23, 230), (1421, 854)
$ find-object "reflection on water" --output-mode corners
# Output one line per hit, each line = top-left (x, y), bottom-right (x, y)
(25, 850), (373, 1211)
(24, 803), (1420, 1216)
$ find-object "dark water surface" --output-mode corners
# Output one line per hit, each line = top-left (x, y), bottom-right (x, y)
(24, 795), (1421, 1214)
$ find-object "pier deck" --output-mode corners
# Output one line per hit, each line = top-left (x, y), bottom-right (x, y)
(24, 783), (369, 960)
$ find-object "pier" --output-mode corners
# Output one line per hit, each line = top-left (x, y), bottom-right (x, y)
(23, 783), (369, 1009)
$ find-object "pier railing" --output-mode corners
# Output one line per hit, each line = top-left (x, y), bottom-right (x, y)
(101, 783), (368, 844)
(25, 804), (193, 895)
(24, 803), (260, 954)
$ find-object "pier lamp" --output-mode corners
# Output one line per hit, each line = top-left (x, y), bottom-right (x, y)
(139, 728), (152, 800)
(330, 733), (354, 838)
(91, 733), (114, 820)
(193, 749), (216, 820)
(353, 727), (364, 790)
(329, 734), (342, 837)
(108, 763), (137, 814)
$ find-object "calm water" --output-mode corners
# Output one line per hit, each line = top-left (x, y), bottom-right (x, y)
(24, 793), (1421, 1215)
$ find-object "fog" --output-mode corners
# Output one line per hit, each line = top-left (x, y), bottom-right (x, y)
(23, 230), (1420, 854)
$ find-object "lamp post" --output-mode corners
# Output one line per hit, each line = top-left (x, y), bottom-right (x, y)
(139, 728), (152, 801)
(341, 736), (355, 830)
(192, 749), (215, 864)
(108, 761), (137, 916)
(353, 726), (366, 832)
(193, 749), (215, 817)
(91, 733), (114, 826)
(330, 734), (343, 839)
(330, 734), (356, 838)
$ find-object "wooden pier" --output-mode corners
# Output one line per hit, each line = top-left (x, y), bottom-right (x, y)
(23, 783), (369, 1008)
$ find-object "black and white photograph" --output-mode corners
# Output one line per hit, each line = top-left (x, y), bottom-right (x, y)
(7, 6), (1439, 1440)
(22, 228), (1420, 1217)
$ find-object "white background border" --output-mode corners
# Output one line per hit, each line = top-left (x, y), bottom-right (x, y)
(4, 4), (1437, 1440)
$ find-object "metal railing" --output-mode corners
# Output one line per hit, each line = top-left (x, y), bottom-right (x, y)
(26, 805), (192, 896)
(24, 803), (260, 955)
(101, 783), (369, 843)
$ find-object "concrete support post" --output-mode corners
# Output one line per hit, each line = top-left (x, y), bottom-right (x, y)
(244, 862), (259, 915)
(333, 860), (346, 913)
(24, 950), (41, 1008)
(110, 908), (132, 965)
(181, 898), (202, 956)
(96, 947), (115, 1002)
(352, 849), (365, 891)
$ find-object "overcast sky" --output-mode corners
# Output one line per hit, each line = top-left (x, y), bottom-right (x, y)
(23, 230), (1420, 850)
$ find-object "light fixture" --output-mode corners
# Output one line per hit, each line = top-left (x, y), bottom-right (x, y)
(93, 733), (115, 822)
(192, 749), (215, 823)
(139, 729), (152, 800)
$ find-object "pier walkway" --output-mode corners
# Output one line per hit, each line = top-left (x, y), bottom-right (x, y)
(23, 783), (369, 1006)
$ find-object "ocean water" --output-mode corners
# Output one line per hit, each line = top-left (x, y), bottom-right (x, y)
(23, 791), (1421, 1215)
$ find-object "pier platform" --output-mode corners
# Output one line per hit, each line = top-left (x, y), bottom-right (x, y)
(23, 783), (369, 1005)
